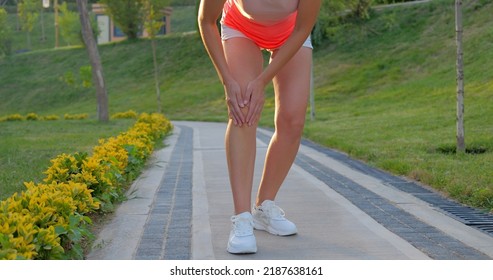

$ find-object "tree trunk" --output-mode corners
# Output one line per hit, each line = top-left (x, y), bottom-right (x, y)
(151, 38), (162, 113)
(455, 0), (465, 153)
(54, 0), (59, 48)
(76, 0), (109, 122)
(310, 63), (315, 121)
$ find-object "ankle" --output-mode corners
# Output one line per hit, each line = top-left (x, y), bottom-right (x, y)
(255, 198), (274, 208)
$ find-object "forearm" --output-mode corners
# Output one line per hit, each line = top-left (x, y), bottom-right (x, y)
(199, 25), (227, 84)
(257, 28), (311, 85)
(198, 14), (233, 86)
(257, 0), (321, 86)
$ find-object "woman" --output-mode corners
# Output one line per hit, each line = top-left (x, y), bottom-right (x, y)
(198, 0), (321, 254)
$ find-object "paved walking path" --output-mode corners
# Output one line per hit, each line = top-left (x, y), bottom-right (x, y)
(87, 121), (493, 260)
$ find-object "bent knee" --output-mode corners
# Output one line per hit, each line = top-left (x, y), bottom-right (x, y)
(275, 114), (305, 138)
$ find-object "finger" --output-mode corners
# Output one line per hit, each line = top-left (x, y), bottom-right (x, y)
(232, 90), (247, 122)
(228, 111), (238, 126)
(248, 105), (261, 126)
(245, 104), (255, 126)
(246, 95), (261, 123)
(234, 99), (248, 124)
(243, 86), (252, 107)
(226, 99), (238, 126)
(233, 108), (244, 126)
(229, 100), (245, 126)
(224, 82), (247, 125)
(237, 92), (247, 109)
(226, 92), (246, 123)
(244, 93), (255, 121)
(246, 100), (262, 126)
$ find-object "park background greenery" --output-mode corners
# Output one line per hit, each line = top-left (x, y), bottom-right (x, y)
(1, 0), (492, 215)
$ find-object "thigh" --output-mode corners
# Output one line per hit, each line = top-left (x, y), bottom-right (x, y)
(271, 47), (312, 119)
(222, 37), (264, 91)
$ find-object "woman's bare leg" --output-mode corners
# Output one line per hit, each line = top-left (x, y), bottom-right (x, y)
(255, 47), (312, 206)
(223, 38), (263, 214)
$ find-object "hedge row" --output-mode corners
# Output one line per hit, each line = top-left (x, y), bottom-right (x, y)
(0, 113), (173, 260)
(0, 111), (139, 122)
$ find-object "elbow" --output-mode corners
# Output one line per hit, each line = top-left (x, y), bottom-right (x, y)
(197, 7), (215, 28)
(293, 24), (314, 38)
(197, 11), (205, 25)
(197, 14), (214, 33)
(197, 13), (205, 30)
(198, 17), (220, 36)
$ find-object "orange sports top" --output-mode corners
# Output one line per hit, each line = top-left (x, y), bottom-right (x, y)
(222, 0), (298, 50)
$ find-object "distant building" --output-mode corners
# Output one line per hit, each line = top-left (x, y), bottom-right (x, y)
(92, 3), (173, 44)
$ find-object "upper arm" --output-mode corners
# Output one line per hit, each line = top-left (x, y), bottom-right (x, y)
(294, 0), (322, 33)
(198, 0), (226, 25)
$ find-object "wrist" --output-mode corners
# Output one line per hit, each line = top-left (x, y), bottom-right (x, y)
(257, 72), (271, 88)
(221, 75), (236, 87)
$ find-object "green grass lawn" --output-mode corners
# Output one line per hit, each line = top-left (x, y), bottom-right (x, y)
(303, 0), (493, 209)
(1, 1), (492, 210)
(0, 119), (134, 201)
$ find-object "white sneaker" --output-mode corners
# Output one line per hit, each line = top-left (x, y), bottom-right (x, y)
(253, 200), (297, 236)
(227, 212), (257, 254)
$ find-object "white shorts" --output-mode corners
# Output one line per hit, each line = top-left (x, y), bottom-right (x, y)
(221, 24), (313, 50)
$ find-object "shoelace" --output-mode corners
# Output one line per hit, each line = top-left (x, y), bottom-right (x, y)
(231, 215), (253, 236)
(262, 203), (286, 220)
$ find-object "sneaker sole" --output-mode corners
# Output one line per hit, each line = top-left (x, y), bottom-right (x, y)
(227, 245), (257, 254)
(253, 220), (297, 236)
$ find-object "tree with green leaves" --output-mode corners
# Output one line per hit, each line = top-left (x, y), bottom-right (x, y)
(58, 2), (99, 47)
(311, 0), (376, 46)
(350, 0), (374, 19)
(0, 8), (12, 57)
(17, 0), (39, 49)
(58, 2), (82, 46)
(100, 0), (145, 40)
(143, 0), (171, 113)
(311, 0), (345, 45)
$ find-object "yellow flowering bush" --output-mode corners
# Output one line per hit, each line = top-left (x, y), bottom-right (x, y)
(0, 113), (83, 122)
(64, 113), (89, 120)
(0, 113), (173, 259)
(111, 110), (138, 119)
(2, 114), (24, 121)
(26, 113), (39, 121)
(0, 181), (97, 260)
(137, 113), (172, 140)
(43, 115), (60, 121)
(0, 211), (40, 260)
(44, 152), (122, 212)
